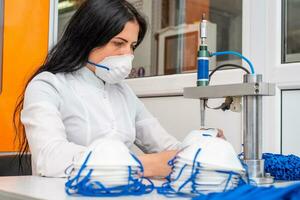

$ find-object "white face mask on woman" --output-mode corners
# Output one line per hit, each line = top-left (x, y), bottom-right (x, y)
(87, 54), (134, 84)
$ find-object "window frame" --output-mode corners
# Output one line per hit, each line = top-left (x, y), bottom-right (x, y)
(265, 0), (300, 155)
(281, 0), (300, 63)
(48, 0), (58, 51)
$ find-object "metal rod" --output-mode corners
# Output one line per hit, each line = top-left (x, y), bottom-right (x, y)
(243, 74), (274, 183)
(200, 99), (206, 127)
(243, 74), (262, 160)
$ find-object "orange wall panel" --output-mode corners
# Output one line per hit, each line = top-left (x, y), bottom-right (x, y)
(0, 0), (49, 151)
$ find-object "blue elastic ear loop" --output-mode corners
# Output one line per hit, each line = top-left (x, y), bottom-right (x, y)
(165, 155), (177, 182)
(172, 164), (188, 182)
(210, 51), (255, 74)
(238, 155), (251, 185)
(178, 148), (202, 192)
(130, 153), (144, 173)
(87, 61), (110, 71)
(129, 153), (155, 193)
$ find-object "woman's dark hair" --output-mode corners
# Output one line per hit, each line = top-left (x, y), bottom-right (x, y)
(13, 0), (147, 173)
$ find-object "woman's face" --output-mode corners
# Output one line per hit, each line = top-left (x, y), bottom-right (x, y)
(87, 20), (139, 71)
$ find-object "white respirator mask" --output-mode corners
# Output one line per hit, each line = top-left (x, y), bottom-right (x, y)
(65, 138), (154, 197)
(181, 129), (219, 148)
(87, 54), (134, 84)
(157, 136), (246, 196)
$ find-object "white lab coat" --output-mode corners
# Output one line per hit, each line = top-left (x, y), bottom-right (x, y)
(21, 67), (180, 177)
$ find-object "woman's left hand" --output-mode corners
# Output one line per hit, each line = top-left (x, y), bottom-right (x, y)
(216, 129), (226, 140)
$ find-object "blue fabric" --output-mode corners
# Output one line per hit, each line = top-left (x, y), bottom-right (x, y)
(192, 182), (300, 200)
(263, 153), (300, 181)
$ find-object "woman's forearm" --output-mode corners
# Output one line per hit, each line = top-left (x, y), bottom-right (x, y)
(138, 150), (178, 178)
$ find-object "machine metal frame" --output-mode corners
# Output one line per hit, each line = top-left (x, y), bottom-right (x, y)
(184, 74), (275, 184)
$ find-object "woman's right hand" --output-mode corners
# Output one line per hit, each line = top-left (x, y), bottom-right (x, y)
(199, 128), (226, 140)
(216, 129), (226, 140)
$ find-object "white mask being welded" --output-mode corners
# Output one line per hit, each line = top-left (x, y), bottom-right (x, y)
(87, 54), (134, 84)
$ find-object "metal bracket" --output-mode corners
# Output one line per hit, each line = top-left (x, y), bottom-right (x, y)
(183, 82), (276, 99)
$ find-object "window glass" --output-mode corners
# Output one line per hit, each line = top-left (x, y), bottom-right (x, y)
(57, 0), (242, 78)
(58, 0), (83, 41)
(282, 0), (300, 63)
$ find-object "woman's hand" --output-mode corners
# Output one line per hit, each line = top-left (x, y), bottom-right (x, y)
(138, 150), (178, 178)
(216, 129), (226, 140)
(138, 129), (225, 178)
(199, 128), (226, 140)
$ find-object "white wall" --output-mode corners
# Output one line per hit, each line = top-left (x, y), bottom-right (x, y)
(127, 69), (245, 153)
(140, 96), (243, 152)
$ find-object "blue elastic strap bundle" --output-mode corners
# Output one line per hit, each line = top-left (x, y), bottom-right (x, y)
(156, 148), (202, 198)
(263, 153), (300, 181)
(239, 151), (300, 181)
(156, 148), (244, 198)
(192, 181), (300, 200)
(65, 151), (154, 197)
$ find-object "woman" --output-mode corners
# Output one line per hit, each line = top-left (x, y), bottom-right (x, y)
(14, 0), (224, 178)
(14, 0), (181, 178)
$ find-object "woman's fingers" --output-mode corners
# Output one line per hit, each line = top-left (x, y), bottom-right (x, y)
(217, 129), (226, 140)
(199, 128), (226, 140)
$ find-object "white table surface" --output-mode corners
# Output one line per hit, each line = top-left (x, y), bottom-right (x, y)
(0, 176), (187, 200)
(0, 176), (298, 200)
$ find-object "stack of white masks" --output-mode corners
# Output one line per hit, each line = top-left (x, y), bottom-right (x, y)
(65, 138), (153, 197)
(160, 129), (245, 196)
